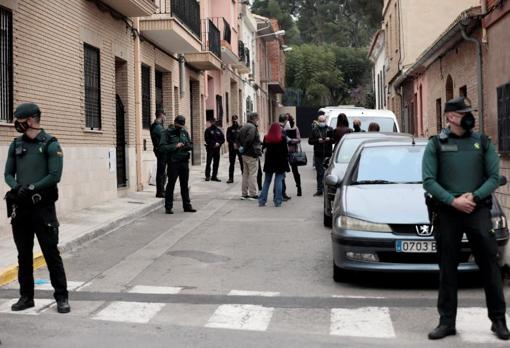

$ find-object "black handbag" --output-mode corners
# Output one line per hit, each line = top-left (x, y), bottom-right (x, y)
(289, 144), (308, 166)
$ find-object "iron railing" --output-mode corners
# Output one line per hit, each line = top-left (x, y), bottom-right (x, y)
(202, 19), (221, 59)
(244, 47), (250, 67)
(171, 0), (201, 39)
(238, 40), (245, 61)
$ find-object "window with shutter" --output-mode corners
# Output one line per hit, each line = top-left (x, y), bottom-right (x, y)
(84, 44), (101, 129)
(0, 6), (12, 122)
(497, 83), (510, 153)
(142, 65), (151, 129)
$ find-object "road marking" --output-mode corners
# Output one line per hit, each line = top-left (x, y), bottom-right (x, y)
(206, 304), (274, 331)
(0, 298), (54, 315)
(330, 307), (395, 338)
(92, 301), (165, 324)
(128, 285), (183, 295)
(228, 290), (280, 297)
(457, 307), (510, 343)
(1, 279), (84, 291)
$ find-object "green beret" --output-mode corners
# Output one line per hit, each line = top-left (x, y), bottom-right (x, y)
(14, 103), (41, 118)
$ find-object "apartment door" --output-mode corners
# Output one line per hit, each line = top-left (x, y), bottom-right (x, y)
(115, 95), (127, 187)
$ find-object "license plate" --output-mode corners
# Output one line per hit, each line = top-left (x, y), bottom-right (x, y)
(395, 240), (437, 253)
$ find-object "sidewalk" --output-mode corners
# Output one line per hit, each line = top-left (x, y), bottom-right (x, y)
(0, 157), (227, 286)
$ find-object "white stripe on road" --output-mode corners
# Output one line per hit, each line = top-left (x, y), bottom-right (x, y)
(128, 285), (183, 295)
(92, 301), (165, 324)
(1, 280), (85, 291)
(0, 298), (55, 315)
(330, 307), (395, 338)
(457, 307), (510, 343)
(206, 304), (274, 331)
(228, 290), (280, 297)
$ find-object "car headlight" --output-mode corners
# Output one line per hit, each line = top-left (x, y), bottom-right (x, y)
(336, 216), (392, 232)
(492, 216), (507, 229)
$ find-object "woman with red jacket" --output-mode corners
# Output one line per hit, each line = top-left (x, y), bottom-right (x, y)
(258, 123), (290, 207)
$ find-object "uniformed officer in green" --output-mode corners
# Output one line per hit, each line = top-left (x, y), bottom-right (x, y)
(159, 115), (197, 214)
(4, 103), (70, 313)
(423, 97), (508, 340)
(150, 109), (167, 198)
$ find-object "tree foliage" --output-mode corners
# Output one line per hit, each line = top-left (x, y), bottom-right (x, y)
(251, 0), (383, 106)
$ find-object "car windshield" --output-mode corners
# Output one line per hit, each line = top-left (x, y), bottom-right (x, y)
(336, 138), (374, 163)
(352, 145), (425, 184)
(329, 116), (397, 132)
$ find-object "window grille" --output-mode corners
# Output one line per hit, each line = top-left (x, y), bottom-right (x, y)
(1, 7), (13, 122)
(142, 65), (151, 129)
(84, 44), (101, 129)
(497, 83), (510, 153)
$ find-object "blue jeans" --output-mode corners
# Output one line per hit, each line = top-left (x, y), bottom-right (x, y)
(258, 172), (284, 206)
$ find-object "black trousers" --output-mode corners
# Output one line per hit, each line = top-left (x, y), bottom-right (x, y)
(282, 164), (301, 196)
(12, 204), (68, 301)
(228, 148), (243, 180)
(205, 148), (221, 179)
(314, 156), (325, 193)
(155, 151), (167, 195)
(257, 158), (262, 191)
(434, 206), (506, 325)
(165, 161), (191, 210)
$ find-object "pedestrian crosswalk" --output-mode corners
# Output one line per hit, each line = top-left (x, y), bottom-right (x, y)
(0, 282), (508, 343)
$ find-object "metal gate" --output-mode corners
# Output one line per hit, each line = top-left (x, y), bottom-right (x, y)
(296, 106), (321, 138)
(116, 95), (127, 187)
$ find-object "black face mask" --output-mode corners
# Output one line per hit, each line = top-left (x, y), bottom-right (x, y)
(461, 112), (475, 131)
(14, 120), (30, 133)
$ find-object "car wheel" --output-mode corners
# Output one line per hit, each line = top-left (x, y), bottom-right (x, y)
(323, 212), (332, 228)
(333, 262), (350, 283)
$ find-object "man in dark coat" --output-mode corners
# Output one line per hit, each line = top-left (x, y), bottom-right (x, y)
(204, 118), (225, 182)
(308, 115), (334, 196)
(150, 109), (166, 197)
(226, 115), (243, 183)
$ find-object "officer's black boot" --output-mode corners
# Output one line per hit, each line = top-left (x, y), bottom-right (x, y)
(56, 298), (71, 314)
(184, 206), (197, 213)
(165, 208), (174, 214)
(491, 320), (510, 340)
(428, 324), (456, 340)
(297, 186), (302, 197)
(11, 296), (34, 311)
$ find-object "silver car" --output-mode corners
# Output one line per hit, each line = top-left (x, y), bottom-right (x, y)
(329, 139), (509, 281)
(323, 132), (412, 227)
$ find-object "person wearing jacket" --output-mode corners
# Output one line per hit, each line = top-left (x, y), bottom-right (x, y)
(333, 113), (352, 145)
(150, 109), (167, 197)
(258, 123), (290, 207)
(204, 118), (225, 182)
(238, 112), (262, 200)
(285, 115), (303, 197)
(226, 115), (243, 184)
(159, 115), (197, 214)
(308, 115), (334, 196)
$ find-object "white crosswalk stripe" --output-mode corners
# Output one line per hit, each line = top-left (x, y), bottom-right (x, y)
(1, 280), (84, 291)
(128, 285), (183, 294)
(205, 304), (275, 331)
(456, 307), (510, 344)
(0, 298), (55, 315)
(330, 307), (396, 338)
(92, 301), (166, 324)
(228, 290), (280, 297)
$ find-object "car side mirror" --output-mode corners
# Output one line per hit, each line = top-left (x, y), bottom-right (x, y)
(323, 157), (330, 169)
(325, 174), (341, 187)
(500, 175), (507, 187)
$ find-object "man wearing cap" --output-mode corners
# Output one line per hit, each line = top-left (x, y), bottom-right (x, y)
(204, 118), (225, 182)
(423, 96), (508, 340)
(159, 115), (197, 214)
(4, 103), (70, 314)
(150, 109), (167, 197)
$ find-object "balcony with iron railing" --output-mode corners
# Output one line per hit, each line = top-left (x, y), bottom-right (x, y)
(140, 0), (202, 54)
(90, 0), (157, 17)
(235, 40), (250, 74)
(208, 17), (240, 66)
(184, 19), (222, 71)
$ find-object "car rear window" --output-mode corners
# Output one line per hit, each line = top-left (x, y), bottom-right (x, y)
(336, 138), (368, 163)
(355, 146), (425, 183)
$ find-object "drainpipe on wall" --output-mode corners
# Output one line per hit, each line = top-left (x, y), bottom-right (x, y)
(133, 18), (143, 191)
(179, 55), (185, 99)
(461, 23), (484, 133)
(481, 0), (488, 43)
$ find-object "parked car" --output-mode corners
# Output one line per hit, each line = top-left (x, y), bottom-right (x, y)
(329, 139), (509, 281)
(322, 132), (412, 227)
(318, 106), (400, 132)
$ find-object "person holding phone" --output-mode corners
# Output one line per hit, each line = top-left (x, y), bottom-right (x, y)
(308, 115), (334, 196)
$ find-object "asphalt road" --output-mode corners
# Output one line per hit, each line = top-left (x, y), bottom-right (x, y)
(1, 155), (509, 347)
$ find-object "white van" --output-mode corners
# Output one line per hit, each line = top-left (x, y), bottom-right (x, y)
(318, 106), (400, 133)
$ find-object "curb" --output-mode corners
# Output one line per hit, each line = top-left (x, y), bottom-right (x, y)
(0, 198), (163, 287)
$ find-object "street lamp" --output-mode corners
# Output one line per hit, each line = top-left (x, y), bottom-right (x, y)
(283, 47), (293, 52)
(252, 30), (286, 41)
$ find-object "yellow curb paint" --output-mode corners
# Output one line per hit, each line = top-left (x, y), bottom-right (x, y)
(0, 252), (46, 287)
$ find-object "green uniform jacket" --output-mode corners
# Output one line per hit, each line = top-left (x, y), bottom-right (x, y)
(150, 121), (164, 153)
(159, 126), (192, 162)
(422, 130), (499, 205)
(4, 130), (63, 190)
